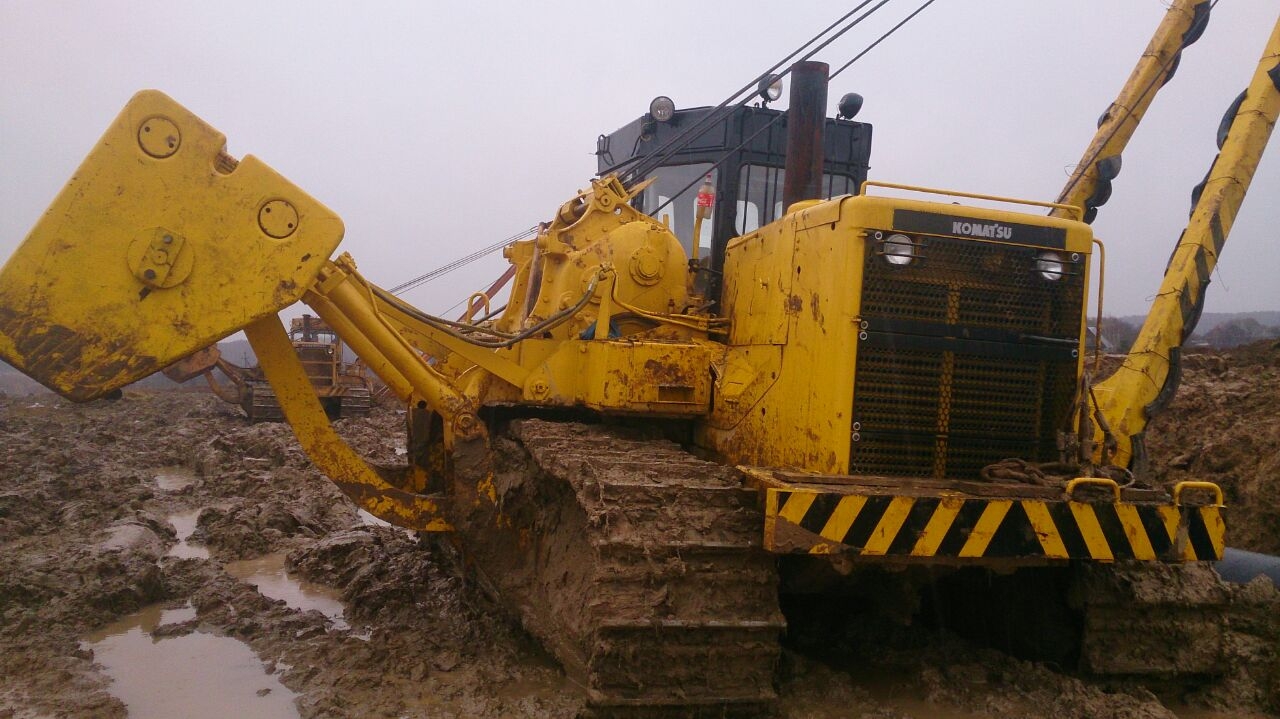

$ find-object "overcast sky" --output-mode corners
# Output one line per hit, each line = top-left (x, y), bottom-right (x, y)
(1, 1), (1276, 320)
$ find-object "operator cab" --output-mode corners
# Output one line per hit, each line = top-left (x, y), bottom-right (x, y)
(595, 90), (872, 280)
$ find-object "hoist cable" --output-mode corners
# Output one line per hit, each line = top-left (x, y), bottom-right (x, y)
(387, 224), (538, 295)
(648, 0), (942, 219)
(619, 0), (892, 185)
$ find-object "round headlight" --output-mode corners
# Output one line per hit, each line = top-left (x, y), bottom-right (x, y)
(758, 74), (783, 103)
(1035, 251), (1066, 281)
(883, 233), (915, 265)
(649, 96), (675, 122)
(837, 92), (864, 120)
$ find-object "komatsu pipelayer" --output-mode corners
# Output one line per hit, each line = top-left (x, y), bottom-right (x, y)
(1, 2), (1276, 714)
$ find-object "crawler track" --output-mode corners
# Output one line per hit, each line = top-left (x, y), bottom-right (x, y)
(338, 386), (373, 417)
(241, 380), (284, 423)
(240, 381), (372, 422)
(1075, 561), (1236, 678)
(454, 420), (784, 717)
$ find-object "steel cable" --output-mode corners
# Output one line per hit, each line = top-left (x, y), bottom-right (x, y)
(649, 0), (943, 218)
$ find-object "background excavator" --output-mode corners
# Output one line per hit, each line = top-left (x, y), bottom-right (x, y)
(0, 1), (1276, 715)
(161, 314), (374, 422)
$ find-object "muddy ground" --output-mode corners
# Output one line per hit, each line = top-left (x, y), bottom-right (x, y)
(1, 341), (1279, 719)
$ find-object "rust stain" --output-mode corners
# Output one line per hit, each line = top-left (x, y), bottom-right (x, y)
(0, 305), (160, 401)
(642, 357), (688, 385)
(784, 294), (803, 315)
(273, 279), (299, 306)
(810, 291), (825, 328)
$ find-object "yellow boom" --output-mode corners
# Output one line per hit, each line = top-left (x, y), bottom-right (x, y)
(1091, 18), (1280, 467)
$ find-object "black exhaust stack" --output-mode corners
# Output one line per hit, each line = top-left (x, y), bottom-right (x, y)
(782, 61), (829, 210)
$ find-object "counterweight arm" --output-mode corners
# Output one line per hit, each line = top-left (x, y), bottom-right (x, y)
(245, 314), (453, 530)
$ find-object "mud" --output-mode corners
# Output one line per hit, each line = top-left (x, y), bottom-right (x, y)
(1143, 342), (1280, 555)
(0, 341), (1278, 718)
(0, 393), (572, 719)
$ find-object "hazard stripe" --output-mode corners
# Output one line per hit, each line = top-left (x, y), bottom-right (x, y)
(1114, 504), (1157, 560)
(766, 489), (1224, 561)
(819, 495), (867, 543)
(1049, 503), (1091, 558)
(1023, 500), (1069, 559)
(1069, 503), (1114, 561)
(1200, 506), (1225, 559)
(844, 496), (893, 548)
(888, 498), (941, 555)
(1138, 505), (1174, 556)
(799, 494), (840, 535)
(937, 500), (990, 556)
(1157, 505), (1196, 561)
(778, 492), (815, 526)
(1092, 504), (1135, 560)
(959, 500), (1011, 557)
(863, 497), (915, 555)
(1188, 508), (1222, 560)
(910, 498), (964, 556)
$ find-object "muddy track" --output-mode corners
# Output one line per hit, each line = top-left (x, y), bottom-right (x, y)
(242, 381), (285, 423)
(457, 419), (784, 716)
(4, 344), (1280, 718)
(338, 387), (372, 417)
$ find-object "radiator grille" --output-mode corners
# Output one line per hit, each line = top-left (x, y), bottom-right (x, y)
(852, 234), (1083, 479)
(861, 235), (1084, 336)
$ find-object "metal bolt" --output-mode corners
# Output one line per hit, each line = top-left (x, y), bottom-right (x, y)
(258, 199), (299, 239)
(137, 116), (181, 158)
(143, 269), (157, 280)
(162, 235), (173, 244)
(454, 413), (479, 436)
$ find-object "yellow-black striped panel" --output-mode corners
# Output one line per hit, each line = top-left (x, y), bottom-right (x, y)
(765, 489), (1224, 562)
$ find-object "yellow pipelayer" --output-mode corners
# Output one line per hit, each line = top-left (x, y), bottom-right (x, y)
(0, 2), (1274, 712)
(0, 88), (1236, 562)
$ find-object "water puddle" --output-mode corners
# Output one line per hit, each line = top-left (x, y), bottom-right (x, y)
(166, 508), (209, 559)
(85, 604), (197, 640)
(86, 604), (300, 719)
(225, 553), (348, 629)
(153, 466), (197, 491)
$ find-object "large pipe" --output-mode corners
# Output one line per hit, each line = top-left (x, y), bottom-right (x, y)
(782, 61), (829, 210)
(1216, 547), (1280, 586)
